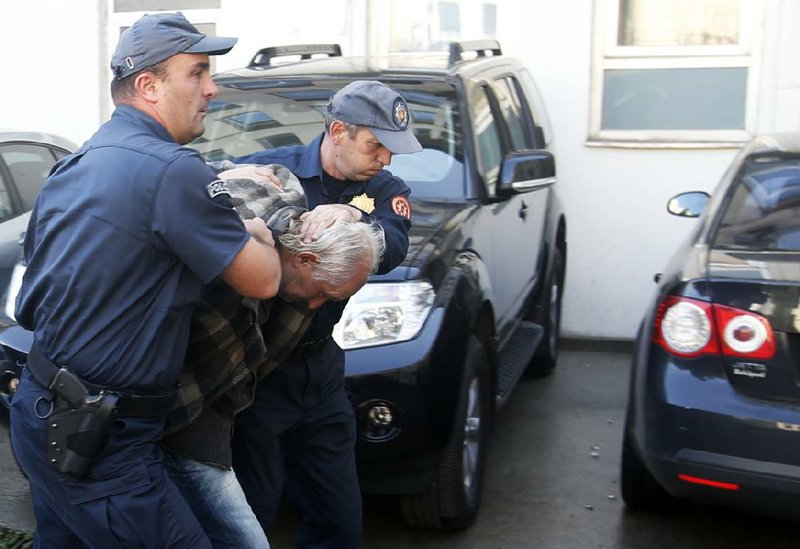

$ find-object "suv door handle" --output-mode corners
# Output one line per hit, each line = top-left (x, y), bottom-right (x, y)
(519, 201), (528, 220)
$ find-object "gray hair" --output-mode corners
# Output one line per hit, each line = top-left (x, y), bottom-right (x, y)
(279, 219), (386, 284)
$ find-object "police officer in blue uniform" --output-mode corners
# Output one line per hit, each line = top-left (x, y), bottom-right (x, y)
(232, 80), (422, 548)
(10, 13), (281, 548)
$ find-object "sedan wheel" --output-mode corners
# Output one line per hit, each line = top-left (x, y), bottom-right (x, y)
(620, 423), (680, 511)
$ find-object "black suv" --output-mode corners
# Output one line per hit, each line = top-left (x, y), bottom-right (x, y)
(0, 41), (567, 530)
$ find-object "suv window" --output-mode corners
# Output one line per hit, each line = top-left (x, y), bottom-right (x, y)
(196, 81), (466, 200)
(712, 157), (800, 251)
(471, 85), (504, 194)
(518, 68), (552, 148)
(495, 77), (531, 150)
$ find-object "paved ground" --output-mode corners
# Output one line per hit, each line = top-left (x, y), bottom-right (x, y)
(2, 345), (800, 548)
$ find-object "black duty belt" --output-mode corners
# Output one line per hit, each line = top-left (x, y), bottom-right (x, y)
(26, 345), (177, 418)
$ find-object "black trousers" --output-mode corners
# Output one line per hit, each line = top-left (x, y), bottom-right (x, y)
(232, 338), (362, 549)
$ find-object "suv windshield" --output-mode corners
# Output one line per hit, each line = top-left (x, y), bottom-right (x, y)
(713, 155), (800, 251)
(195, 79), (465, 200)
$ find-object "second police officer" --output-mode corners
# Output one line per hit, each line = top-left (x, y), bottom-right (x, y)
(232, 80), (422, 547)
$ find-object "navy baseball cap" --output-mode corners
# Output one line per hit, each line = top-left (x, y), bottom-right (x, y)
(111, 12), (237, 80)
(327, 80), (422, 154)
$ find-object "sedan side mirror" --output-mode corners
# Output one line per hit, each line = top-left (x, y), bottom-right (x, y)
(667, 191), (710, 218)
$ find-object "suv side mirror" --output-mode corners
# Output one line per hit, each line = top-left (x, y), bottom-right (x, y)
(497, 150), (556, 197)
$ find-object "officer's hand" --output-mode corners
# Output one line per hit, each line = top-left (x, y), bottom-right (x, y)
(243, 217), (275, 248)
(219, 165), (283, 190)
(299, 204), (361, 242)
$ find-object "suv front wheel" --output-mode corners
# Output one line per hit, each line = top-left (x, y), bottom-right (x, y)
(400, 335), (492, 530)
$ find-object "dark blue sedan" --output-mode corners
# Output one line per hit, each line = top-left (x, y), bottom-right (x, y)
(622, 132), (800, 522)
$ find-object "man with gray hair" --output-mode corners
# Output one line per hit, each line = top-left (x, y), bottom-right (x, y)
(159, 164), (385, 548)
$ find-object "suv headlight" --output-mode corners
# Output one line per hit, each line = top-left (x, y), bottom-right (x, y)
(332, 281), (435, 350)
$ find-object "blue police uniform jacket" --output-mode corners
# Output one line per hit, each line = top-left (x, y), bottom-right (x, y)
(17, 105), (250, 392)
(237, 133), (411, 340)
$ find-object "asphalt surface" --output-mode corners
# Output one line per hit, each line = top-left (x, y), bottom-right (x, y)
(2, 345), (800, 548)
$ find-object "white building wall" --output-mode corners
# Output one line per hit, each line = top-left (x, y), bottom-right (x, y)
(181, 0), (369, 73)
(0, 0), (368, 146)
(769, 0), (800, 130)
(0, 1), (103, 145)
(1, 0), (797, 340)
(497, 0), (799, 339)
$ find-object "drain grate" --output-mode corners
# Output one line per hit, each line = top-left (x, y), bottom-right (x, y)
(0, 527), (32, 549)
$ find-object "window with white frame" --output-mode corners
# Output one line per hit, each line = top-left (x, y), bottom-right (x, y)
(590, 0), (762, 146)
(483, 3), (497, 36)
(438, 2), (461, 33)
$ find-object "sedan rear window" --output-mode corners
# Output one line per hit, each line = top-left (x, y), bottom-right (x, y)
(713, 156), (800, 251)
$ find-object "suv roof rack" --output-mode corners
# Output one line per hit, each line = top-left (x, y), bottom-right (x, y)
(448, 40), (502, 67)
(248, 44), (342, 68)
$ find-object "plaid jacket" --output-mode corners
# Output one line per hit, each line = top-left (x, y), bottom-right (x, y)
(164, 288), (311, 433)
(161, 164), (311, 464)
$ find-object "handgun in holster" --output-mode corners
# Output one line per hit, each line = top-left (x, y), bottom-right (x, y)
(46, 368), (119, 478)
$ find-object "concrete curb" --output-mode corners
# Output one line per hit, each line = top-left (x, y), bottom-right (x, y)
(560, 337), (635, 353)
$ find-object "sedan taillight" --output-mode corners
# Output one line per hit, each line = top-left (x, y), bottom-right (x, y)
(652, 296), (775, 359)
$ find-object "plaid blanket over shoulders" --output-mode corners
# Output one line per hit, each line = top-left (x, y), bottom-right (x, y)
(164, 162), (311, 434)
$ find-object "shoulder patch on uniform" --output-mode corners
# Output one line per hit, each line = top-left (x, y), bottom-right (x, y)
(207, 179), (231, 199)
(391, 195), (411, 219)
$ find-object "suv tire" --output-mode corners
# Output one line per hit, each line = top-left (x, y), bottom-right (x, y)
(400, 335), (491, 530)
(528, 246), (565, 376)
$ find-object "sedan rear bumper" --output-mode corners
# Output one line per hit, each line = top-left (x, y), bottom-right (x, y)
(644, 448), (800, 521)
(634, 346), (800, 519)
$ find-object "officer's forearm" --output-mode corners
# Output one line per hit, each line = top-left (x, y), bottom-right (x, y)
(221, 237), (281, 299)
